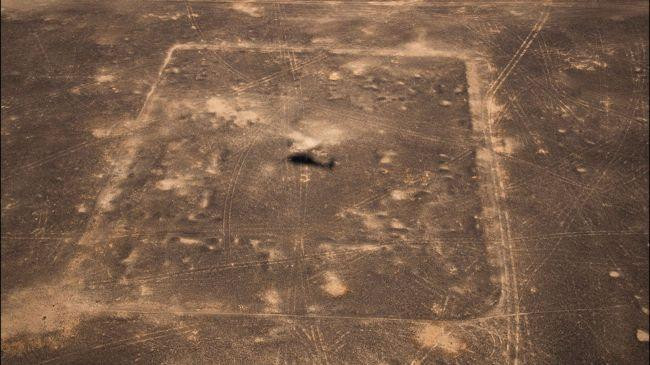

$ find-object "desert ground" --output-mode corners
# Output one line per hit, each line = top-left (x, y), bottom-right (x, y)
(1, 1), (648, 364)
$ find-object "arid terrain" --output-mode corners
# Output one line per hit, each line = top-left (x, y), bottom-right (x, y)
(1, 1), (648, 364)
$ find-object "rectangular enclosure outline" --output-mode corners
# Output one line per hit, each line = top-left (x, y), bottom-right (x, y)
(80, 41), (514, 323)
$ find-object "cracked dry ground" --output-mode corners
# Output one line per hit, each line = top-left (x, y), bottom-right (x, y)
(1, 1), (649, 364)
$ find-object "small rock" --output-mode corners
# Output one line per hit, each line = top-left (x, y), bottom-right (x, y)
(440, 100), (452, 107)
(637, 329), (649, 342)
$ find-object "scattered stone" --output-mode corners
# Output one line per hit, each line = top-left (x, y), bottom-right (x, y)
(440, 100), (452, 107)
(76, 203), (88, 213)
(328, 71), (341, 81)
(322, 271), (347, 297)
(637, 329), (649, 342)
(362, 83), (378, 90)
(416, 324), (465, 353)
(95, 74), (115, 83)
(389, 219), (407, 230)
